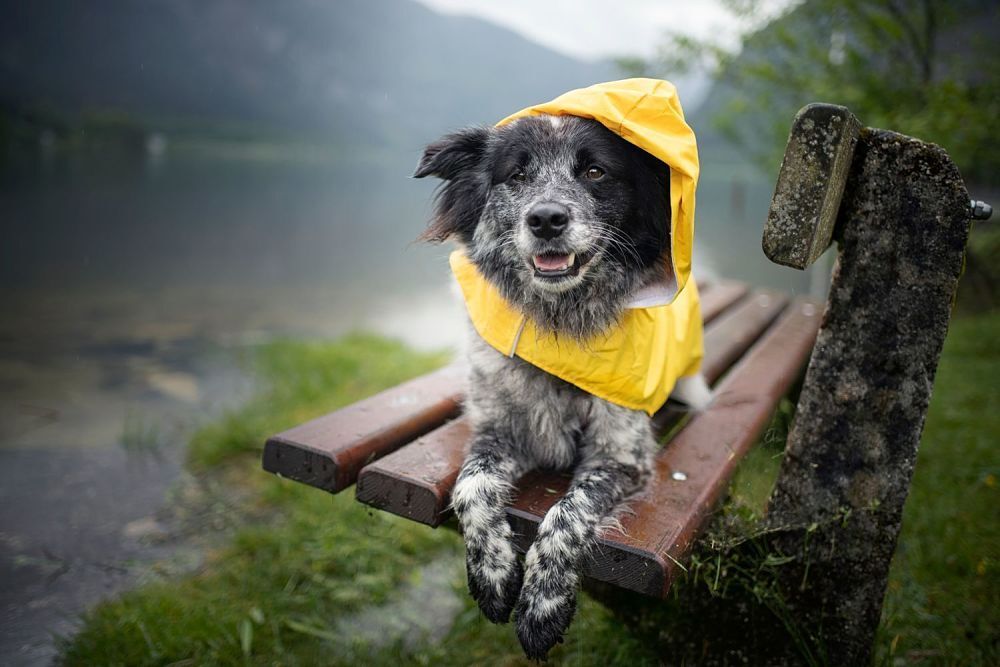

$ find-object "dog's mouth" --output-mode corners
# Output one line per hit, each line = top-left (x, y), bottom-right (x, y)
(531, 252), (589, 279)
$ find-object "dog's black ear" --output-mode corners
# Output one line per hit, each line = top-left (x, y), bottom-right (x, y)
(415, 127), (493, 243)
(413, 127), (491, 180)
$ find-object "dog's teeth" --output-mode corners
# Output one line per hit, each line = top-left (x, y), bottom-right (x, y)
(532, 252), (578, 273)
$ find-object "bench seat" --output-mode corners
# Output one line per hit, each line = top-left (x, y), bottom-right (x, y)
(263, 281), (822, 598)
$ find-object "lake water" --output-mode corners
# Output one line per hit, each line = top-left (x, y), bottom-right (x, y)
(0, 145), (819, 663)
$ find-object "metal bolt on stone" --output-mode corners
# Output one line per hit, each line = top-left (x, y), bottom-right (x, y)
(758, 103), (973, 664)
(970, 199), (993, 220)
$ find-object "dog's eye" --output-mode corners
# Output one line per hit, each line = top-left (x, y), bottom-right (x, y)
(510, 170), (527, 183)
(585, 166), (605, 181)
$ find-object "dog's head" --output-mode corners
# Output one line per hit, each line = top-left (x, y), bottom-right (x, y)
(415, 115), (672, 339)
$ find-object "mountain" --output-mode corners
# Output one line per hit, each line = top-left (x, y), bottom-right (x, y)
(0, 0), (617, 148)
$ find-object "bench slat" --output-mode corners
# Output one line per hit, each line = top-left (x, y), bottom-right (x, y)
(697, 280), (749, 322)
(506, 298), (822, 598)
(355, 289), (790, 526)
(353, 417), (473, 523)
(262, 364), (465, 492)
(262, 281), (745, 494)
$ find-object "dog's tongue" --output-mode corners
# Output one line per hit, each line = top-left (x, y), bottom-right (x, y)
(533, 254), (572, 271)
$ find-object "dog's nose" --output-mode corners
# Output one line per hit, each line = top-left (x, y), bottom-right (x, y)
(526, 202), (570, 240)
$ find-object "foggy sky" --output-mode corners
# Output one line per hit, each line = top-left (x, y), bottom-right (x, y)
(413, 0), (795, 61)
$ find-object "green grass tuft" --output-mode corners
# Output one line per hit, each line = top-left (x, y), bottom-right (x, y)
(875, 312), (1000, 665)
(61, 484), (464, 666)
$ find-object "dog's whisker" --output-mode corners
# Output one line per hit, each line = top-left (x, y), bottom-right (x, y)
(590, 229), (643, 270)
(595, 222), (643, 253)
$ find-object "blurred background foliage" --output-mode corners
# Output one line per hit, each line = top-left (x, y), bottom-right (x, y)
(623, 0), (1000, 313)
(622, 0), (999, 185)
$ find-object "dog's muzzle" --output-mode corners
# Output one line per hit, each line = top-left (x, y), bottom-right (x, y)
(522, 201), (593, 282)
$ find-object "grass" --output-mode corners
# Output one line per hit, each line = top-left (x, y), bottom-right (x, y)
(62, 486), (462, 665)
(875, 312), (1000, 665)
(60, 314), (999, 666)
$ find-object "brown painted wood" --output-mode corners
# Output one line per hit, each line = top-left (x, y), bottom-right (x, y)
(698, 281), (749, 323)
(700, 290), (790, 381)
(356, 287), (787, 527)
(354, 417), (470, 521)
(262, 364), (465, 492)
(506, 298), (823, 597)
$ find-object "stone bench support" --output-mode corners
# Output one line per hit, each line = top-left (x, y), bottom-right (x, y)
(762, 104), (973, 664)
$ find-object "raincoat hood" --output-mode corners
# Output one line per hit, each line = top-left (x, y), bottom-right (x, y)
(451, 78), (704, 415)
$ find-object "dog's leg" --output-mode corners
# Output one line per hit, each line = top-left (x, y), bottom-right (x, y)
(451, 428), (528, 624)
(514, 409), (654, 660)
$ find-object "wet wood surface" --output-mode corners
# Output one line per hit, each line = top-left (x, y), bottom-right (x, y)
(262, 363), (465, 492)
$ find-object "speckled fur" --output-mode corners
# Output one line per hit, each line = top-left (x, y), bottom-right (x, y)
(416, 115), (694, 660)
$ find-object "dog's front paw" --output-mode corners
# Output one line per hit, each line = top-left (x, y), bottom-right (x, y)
(514, 582), (577, 660)
(466, 543), (523, 624)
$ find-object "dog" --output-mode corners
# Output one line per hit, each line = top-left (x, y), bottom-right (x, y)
(414, 105), (710, 659)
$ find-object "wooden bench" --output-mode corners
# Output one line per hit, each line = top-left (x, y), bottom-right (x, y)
(263, 282), (822, 598)
(261, 104), (981, 663)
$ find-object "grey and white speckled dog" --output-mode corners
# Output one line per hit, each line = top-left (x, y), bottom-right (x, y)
(414, 113), (710, 659)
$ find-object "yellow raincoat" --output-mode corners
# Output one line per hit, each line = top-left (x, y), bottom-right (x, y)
(452, 78), (704, 416)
